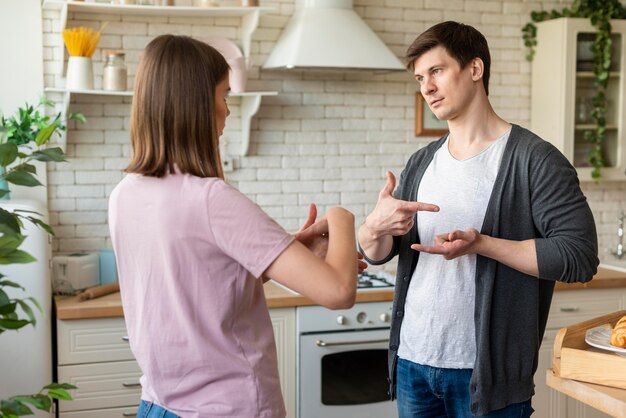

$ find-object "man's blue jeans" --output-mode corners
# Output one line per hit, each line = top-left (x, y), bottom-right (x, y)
(137, 400), (180, 418)
(396, 358), (534, 417)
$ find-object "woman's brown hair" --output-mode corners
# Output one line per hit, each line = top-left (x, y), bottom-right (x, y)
(126, 34), (229, 178)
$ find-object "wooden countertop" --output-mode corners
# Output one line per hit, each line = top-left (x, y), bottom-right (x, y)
(546, 369), (626, 418)
(54, 266), (626, 320)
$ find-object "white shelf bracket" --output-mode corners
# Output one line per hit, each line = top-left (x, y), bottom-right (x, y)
(240, 94), (262, 156)
(240, 9), (260, 59)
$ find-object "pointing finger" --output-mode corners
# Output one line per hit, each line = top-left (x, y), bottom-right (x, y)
(400, 200), (440, 214)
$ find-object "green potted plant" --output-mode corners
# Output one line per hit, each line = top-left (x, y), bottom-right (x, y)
(522, 0), (626, 180)
(0, 97), (83, 417)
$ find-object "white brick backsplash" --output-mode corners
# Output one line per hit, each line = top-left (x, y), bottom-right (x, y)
(59, 211), (107, 225)
(75, 171), (122, 185)
(76, 198), (109, 211)
(256, 194), (298, 206)
(41, 0), (625, 259)
(48, 171), (75, 185)
(282, 181), (323, 194)
(59, 238), (107, 252)
(324, 180), (366, 193)
(238, 181), (283, 194)
(56, 185), (105, 198)
(298, 192), (340, 206)
(74, 144), (123, 158)
(52, 225), (76, 239)
(282, 156), (325, 169)
(76, 225), (111, 238)
(258, 168), (299, 180)
(49, 199), (76, 212)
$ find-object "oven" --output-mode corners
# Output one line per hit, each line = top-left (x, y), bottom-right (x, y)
(296, 272), (397, 418)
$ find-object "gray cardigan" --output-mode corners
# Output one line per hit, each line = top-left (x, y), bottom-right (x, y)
(365, 124), (598, 416)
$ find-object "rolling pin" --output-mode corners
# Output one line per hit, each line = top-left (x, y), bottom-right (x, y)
(77, 282), (120, 302)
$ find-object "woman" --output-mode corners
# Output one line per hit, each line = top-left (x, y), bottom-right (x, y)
(108, 35), (359, 418)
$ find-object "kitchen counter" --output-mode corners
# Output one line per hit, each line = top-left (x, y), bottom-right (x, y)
(54, 266), (626, 320)
(546, 369), (626, 417)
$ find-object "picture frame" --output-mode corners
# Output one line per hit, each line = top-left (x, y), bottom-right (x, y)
(415, 92), (448, 137)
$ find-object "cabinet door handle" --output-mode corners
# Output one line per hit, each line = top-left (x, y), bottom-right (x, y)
(122, 382), (141, 388)
(316, 338), (389, 347)
(122, 336), (129, 342)
(559, 307), (579, 312)
(122, 412), (138, 417)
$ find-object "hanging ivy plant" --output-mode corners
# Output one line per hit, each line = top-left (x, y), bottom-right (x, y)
(522, 0), (626, 180)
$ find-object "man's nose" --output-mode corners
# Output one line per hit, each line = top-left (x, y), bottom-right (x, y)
(422, 78), (436, 96)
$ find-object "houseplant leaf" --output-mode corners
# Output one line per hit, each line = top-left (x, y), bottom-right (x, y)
(4, 171), (42, 187)
(0, 399), (33, 416)
(0, 250), (37, 265)
(0, 143), (18, 167)
(30, 148), (66, 162)
(34, 123), (57, 147)
(0, 208), (21, 233)
(9, 395), (51, 412)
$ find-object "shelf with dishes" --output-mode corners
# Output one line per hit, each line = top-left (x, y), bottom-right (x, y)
(45, 87), (277, 155)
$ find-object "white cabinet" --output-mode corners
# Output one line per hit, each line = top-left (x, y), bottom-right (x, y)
(533, 287), (626, 418)
(56, 317), (141, 417)
(57, 309), (297, 417)
(41, 0), (276, 155)
(531, 18), (626, 181)
(270, 307), (297, 418)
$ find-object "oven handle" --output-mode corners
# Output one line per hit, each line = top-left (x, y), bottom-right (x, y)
(315, 338), (389, 347)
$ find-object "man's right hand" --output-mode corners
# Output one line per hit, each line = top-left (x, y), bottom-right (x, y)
(364, 171), (439, 239)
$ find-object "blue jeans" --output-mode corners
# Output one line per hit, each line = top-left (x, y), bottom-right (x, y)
(137, 400), (180, 418)
(396, 358), (534, 418)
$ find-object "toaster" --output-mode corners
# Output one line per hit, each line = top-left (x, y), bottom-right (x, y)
(52, 252), (100, 295)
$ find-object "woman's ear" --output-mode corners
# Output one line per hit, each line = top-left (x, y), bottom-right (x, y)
(471, 57), (484, 82)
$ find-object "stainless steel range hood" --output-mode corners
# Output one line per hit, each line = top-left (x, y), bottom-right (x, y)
(263, 0), (404, 71)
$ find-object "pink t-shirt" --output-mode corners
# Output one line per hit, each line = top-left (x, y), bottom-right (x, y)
(108, 172), (294, 418)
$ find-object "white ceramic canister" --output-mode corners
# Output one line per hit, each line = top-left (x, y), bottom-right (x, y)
(66, 56), (94, 90)
(103, 50), (128, 91)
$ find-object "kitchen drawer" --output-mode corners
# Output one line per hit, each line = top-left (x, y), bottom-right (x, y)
(57, 317), (134, 365)
(59, 405), (139, 418)
(58, 360), (142, 412)
(547, 288), (626, 330)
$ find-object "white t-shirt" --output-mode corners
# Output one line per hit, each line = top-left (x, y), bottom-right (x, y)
(398, 130), (510, 369)
(109, 172), (294, 418)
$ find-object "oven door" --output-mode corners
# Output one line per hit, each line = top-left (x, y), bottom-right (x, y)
(298, 328), (397, 418)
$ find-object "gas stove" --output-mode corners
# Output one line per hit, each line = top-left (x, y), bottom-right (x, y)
(357, 271), (395, 290)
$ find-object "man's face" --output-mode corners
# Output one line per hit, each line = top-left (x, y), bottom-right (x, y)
(412, 45), (479, 123)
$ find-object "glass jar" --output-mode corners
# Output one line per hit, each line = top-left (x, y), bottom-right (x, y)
(102, 50), (127, 91)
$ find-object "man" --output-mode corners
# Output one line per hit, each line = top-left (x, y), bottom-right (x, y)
(358, 21), (598, 417)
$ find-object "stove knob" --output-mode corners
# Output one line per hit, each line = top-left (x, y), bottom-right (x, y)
(336, 315), (347, 325)
(379, 313), (390, 323)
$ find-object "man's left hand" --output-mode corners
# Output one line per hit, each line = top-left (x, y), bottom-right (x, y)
(410, 228), (482, 260)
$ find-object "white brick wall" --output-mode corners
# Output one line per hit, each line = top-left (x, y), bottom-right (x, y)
(42, 0), (626, 269)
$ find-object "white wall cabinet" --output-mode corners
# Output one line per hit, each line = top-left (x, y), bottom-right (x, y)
(41, 0), (276, 156)
(531, 18), (626, 181)
(56, 309), (296, 417)
(533, 287), (626, 418)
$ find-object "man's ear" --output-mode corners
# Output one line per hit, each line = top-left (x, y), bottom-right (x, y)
(470, 57), (484, 81)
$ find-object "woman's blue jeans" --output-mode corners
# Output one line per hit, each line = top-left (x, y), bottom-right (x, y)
(137, 400), (180, 418)
(396, 358), (534, 417)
